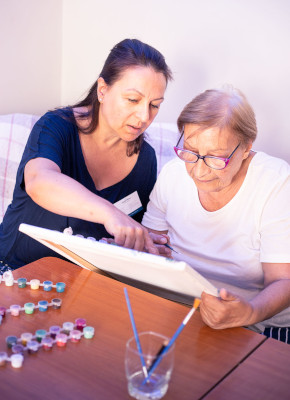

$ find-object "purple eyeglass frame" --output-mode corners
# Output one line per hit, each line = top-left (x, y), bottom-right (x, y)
(174, 140), (241, 170)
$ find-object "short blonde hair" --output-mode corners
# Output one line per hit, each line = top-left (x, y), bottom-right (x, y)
(177, 86), (257, 145)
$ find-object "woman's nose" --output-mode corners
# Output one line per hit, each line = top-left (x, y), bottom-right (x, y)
(136, 104), (150, 123)
(192, 158), (211, 178)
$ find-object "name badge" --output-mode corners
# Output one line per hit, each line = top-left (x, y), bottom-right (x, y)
(114, 191), (143, 216)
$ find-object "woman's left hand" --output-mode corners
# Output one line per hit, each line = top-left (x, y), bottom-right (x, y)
(200, 288), (254, 329)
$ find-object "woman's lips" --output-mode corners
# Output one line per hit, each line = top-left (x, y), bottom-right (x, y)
(195, 177), (215, 183)
(127, 124), (143, 134)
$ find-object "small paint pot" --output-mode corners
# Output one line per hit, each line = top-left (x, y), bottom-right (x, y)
(38, 300), (49, 312)
(56, 333), (68, 347)
(30, 279), (40, 290)
(3, 271), (14, 286)
(27, 340), (39, 354)
(24, 302), (35, 314)
(49, 325), (61, 339)
(51, 298), (62, 309)
(0, 351), (8, 366)
(17, 278), (27, 288)
(20, 332), (33, 346)
(75, 318), (86, 331)
(10, 304), (21, 316)
(70, 330), (82, 343)
(0, 306), (7, 317)
(43, 280), (53, 291)
(62, 321), (74, 335)
(12, 344), (25, 354)
(41, 337), (54, 350)
(83, 326), (95, 339)
(35, 329), (47, 343)
(55, 282), (66, 293)
(3, 270), (13, 279)
(6, 335), (18, 349)
(87, 236), (96, 241)
(4, 277), (14, 286)
(10, 353), (24, 368)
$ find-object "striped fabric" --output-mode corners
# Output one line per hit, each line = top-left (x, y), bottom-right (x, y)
(0, 114), (39, 221)
(0, 115), (179, 223)
(263, 327), (290, 344)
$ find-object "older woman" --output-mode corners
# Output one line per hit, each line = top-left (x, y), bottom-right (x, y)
(142, 87), (290, 343)
(0, 38), (172, 270)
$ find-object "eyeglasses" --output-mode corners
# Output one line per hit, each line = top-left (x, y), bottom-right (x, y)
(174, 133), (240, 170)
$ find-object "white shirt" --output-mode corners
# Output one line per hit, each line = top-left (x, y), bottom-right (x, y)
(142, 152), (290, 331)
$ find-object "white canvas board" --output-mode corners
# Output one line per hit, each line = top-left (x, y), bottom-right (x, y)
(19, 223), (218, 298)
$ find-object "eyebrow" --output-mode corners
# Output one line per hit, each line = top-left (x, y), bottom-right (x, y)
(125, 89), (164, 101)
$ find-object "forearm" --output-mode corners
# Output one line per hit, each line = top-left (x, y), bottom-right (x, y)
(248, 279), (290, 325)
(26, 168), (114, 224)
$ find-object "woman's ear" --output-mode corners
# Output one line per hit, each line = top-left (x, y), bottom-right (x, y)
(243, 142), (253, 159)
(97, 77), (108, 102)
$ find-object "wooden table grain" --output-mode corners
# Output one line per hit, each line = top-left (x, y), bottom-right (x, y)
(0, 257), (266, 400)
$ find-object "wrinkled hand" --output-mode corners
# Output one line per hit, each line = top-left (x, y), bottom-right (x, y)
(148, 232), (172, 257)
(103, 209), (158, 254)
(200, 288), (254, 329)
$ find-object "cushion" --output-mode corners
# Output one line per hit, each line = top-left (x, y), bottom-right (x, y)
(0, 114), (39, 221)
(145, 122), (180, 173)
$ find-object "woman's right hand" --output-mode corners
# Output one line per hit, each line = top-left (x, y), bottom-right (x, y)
(148, 232), (172, 258)
(103, 208), (158, 254)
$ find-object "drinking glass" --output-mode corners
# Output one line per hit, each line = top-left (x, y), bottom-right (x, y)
(125, 331), (174, 400)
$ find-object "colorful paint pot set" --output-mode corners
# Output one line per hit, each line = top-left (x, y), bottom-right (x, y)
(0, 298), (62, 324)
(1, 319), (94, 368)
(0, 270), (66, 293)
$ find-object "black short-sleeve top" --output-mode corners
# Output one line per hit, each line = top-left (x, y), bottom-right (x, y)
(0, 109), (157, 268)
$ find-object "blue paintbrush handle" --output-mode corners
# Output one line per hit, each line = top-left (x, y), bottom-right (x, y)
(142, 305), (198, 384)
(124, 288), (148, 378)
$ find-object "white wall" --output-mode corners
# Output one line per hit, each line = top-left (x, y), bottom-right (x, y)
(61, 0), (290, 162)
(0, 0), (62, 115)
(0, 0), (289, 161)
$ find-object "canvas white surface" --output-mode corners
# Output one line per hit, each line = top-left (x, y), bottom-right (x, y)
(19, 223), (218, 298)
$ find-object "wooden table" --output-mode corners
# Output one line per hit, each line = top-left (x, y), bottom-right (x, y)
(0, 257), (283, 400)
(204, 337), (290, 400)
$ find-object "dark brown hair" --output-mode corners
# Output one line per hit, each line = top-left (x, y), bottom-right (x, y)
(70, 39), (172, 156)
